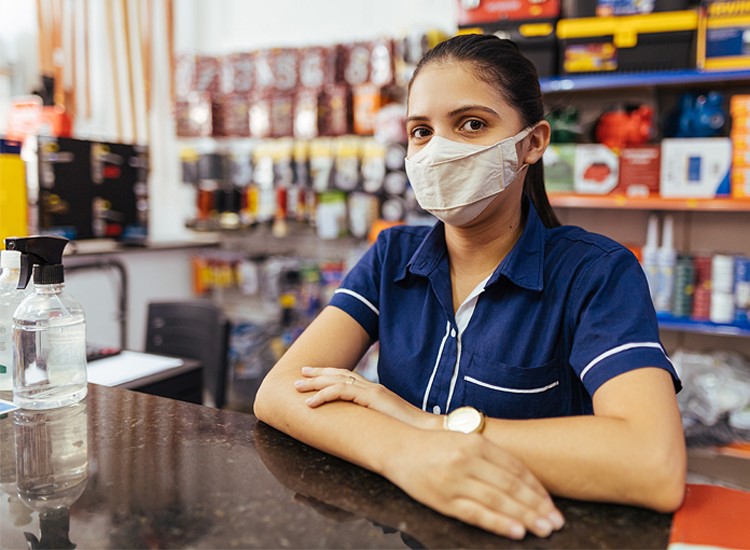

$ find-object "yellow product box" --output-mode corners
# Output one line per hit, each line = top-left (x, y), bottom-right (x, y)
(698, 1), (750, 71)
(730, 94), (750, 116)
(557, 10), (698, 75)
(732, 146), (750, 167)
(0, 140), (28, 242)
(732, 167), (750, 197)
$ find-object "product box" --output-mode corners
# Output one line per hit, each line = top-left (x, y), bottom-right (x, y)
(35, 137), (148, 241)
(0, 138), (27, 241)
(457, 0), (560, 25)
(697, 0), (750, 71)
(574, 144), (620, 194)
(659, 137), (732, 198)
(543, 143), (576, 192)
(617, 145), (661, 196)
(556, 10), (698, 75)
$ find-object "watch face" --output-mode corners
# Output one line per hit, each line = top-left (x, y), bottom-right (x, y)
(447, 407), (483, 434)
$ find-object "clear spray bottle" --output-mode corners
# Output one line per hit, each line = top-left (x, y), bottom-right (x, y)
(0, 250), (27, 392)
(4, 236), (87, 410)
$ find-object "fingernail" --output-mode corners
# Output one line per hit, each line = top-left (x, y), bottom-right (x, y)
(300, 366), (312, 373)
(548, 510), (565, 530)
(534, 518), (553, 537)
(294, 379), (304, 388)
(508, 523), (525, 540)
(304, 397), (314, 405)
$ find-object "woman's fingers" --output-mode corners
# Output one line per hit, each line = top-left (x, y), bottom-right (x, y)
(302, 382), (361, 408)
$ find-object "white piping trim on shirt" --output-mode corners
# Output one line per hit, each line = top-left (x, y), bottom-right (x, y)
(422, 321), (451, 411)
(464, 376), (560, 394)
(333, 288), (380, 316)
(580, 342), (666, 381)
(445, 275), (491, 411)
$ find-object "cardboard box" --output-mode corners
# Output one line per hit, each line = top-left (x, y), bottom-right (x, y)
(543, 143), (576, 192)
(660, 138), (731, 198)
(617, 145), (661, 196)
(457, 0), (560, 25)
(697, 0), (750, 71)
(574, 144), (620, 194)
(732, 167), (750, 197)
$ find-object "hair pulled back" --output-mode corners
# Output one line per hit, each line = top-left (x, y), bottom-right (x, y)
(409, 33), (560, 228)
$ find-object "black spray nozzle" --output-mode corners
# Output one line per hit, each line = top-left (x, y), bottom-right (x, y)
(4, 236), (69, 289)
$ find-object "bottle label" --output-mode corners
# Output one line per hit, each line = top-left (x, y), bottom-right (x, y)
(47, 322), (87, 386)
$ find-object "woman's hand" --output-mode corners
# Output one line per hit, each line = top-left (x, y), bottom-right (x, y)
(294, 366), (439, 430)
(385, 429), (565, 539)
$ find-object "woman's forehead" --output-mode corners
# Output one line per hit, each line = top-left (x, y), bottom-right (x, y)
(407, 62), (513, 117)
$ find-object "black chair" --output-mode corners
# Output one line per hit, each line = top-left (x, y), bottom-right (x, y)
(145, 301), (230, 409)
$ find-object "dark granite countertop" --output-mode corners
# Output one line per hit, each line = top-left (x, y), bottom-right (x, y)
(0, 384), (673, 549)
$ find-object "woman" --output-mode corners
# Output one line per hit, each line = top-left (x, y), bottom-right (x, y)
(254, 34), (686, 540)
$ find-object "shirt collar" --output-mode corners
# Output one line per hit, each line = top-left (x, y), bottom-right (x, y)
(395, 197), (547, 292)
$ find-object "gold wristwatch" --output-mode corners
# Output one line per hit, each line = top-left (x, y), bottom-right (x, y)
(443, 406), (486, 434)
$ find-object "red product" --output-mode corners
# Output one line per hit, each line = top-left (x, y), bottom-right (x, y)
(594, 105), (654, 150)
(194, 56), (222, 94)
(213, 94), (250, 137)
(272, 49), (299, 93)
(343, 43), (372, 86)
(320, 84), (351, 136)
(220, 52), (255, 95)
(299, 47), (340, 89)
(616, 145), (660, 197)
(270, 94), (295, 138)
(457, 0), (560, 25)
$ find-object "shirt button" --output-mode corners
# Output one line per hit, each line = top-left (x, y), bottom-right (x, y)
(432, 405), (441, 414)
(450, 328), (456, 338)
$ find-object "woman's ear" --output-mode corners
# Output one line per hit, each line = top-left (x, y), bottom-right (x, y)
(523, 120), (551, 165)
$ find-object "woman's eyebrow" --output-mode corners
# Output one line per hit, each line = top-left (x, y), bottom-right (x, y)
(448, 105), (500, 118)
(406, 115), (430, 124)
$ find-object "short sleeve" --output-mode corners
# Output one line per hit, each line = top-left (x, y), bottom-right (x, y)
(328, 235), (383, 342)
(568, 249), (681, 396)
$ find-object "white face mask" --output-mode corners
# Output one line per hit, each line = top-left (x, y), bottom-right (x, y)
(405, 127), (533, 227)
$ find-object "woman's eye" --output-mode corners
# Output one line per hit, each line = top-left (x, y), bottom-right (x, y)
(460, 119), (485, 132)
(410, 127), (431, 139)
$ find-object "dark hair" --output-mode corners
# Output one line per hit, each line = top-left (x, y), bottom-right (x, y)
(409, 34), (560, 228)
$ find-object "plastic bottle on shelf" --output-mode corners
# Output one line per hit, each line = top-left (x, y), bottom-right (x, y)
(654, 215), (676, 314)
(0, 250), (27, 392)
(5, 236), (87, 410)
(641, 213), (660, 300)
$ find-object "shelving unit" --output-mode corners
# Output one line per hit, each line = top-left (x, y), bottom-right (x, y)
(541, 69), (750, 93)
(549, 194), (750, 212)
(657, 314), (750, 338)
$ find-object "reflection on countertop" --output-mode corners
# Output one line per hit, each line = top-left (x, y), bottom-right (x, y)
(1, 384), (673, 549)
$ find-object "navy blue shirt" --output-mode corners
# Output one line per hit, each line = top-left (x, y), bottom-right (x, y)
(329, 200), (680, 420)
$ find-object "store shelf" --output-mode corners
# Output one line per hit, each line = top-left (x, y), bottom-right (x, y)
(540, 69), (750, 93)
(658, 314), (750, 337)
(549, 194), (750, 212)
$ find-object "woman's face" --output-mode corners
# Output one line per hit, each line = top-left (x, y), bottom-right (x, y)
(406, 61), (525, 157)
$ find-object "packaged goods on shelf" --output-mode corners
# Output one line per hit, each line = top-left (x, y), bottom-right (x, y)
(660, 137), (731, 198)
(561, 0), (689, 18)
(574, 144), (620, 194)
(697, 0), (750, 71)
(730, 94), (750, 197)
(32, 136), (148, 242)
(457, 0), (561, 24)
(556, 10), (698, 75)
(0, 138), (27, 242)
(618, 145), (661, 197)
(542, 143), (576, 192)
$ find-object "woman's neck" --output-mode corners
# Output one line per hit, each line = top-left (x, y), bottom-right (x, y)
(445, 198), (524, 279)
